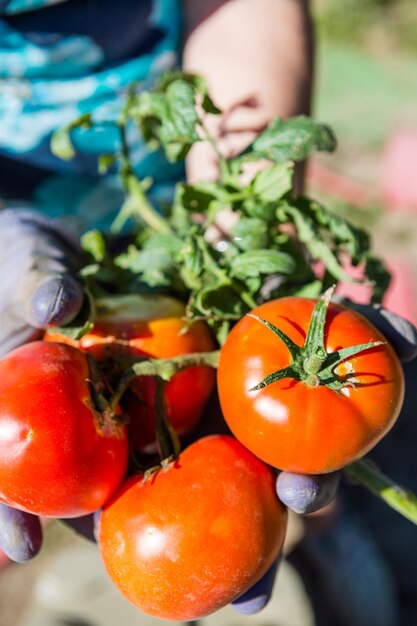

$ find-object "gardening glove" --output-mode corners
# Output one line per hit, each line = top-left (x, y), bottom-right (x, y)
(232, 303), (417, 615)
(0, 208), (84, 358)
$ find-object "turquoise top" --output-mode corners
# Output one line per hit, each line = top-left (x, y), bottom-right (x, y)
(0, 0), (184, 229)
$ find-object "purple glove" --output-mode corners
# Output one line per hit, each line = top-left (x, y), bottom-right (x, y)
(0, 209), (84, 357)
(0, 209), (86, 561)
(0, 503), (42, 563)
(232, 303), (417, 615)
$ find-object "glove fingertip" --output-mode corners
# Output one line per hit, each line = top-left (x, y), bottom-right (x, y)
(232, 557), (281, 615)
(232, 595), (270, 615)
(276, 471), (340, 515)
(378, 309), (417, 363)
(29, 275), (84, 328)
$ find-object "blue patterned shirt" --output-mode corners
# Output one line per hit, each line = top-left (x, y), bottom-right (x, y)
(0, 0), (184, 229)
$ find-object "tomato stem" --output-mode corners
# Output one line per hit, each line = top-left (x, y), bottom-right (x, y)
(248, 287), (385, 393)
(86, 354), (122, 427)
(110, 349), (221, 411)
(346, 459), (417, 525)
(154, 376), (181, 464)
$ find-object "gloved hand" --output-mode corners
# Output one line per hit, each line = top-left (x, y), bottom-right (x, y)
(0, 209), (84, 358)
(0, 208), (86, 562)
(232, 303), (417, 615)
(0, 218), (415, 619)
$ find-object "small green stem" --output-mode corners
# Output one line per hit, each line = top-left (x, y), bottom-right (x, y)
(111, 120), (172, 235)
(197, 238), (257, 310)
(346, 459), (417, 525)
(110, 350), (220, 411)
(248, 289), (385, 393)
(154, 376), (181, 462)
(303, 347), (327, 376)
(125, 174), (172, 234)
(198, 121), (232, 183)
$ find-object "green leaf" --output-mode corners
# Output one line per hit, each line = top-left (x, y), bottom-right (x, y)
(81, 230), (106, 263)
(195, 282), (248, 318)
(115, 245), (174, 288)
(230, 249), (295, 279)
(296, 198), (370, 262)
(156, 72), (221, 115)
(365, 255), (391, 303)
(179, 236), (205, 290)
(132, 79), (200, 162)
(176, 181), (231, 214)
(175, 183), (214, 213)
(240, 196), (277, 222)
(249, 116), (337, 162)
(282, 205), (354, 283)
(50, 113), (92, 161)
(182, 74), (221, 114)
(201, 93), (221, 115)
(252, 163), (294, 202)
(231, 218), (269, 251)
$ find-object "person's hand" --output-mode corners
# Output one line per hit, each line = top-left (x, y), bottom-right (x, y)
(0, 209), (84, 358)
(0, 503), (43, 563)
(231, 302), (417, 615)
(0, 209), (86, 562)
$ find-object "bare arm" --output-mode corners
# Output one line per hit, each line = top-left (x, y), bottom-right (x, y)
(182, 0), (314, 182)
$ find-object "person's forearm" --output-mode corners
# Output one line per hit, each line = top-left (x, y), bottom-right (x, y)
(182, 0), (314, 181)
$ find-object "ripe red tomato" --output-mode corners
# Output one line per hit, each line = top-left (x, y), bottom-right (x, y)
(0, 341), (128, 517)
(98, 435), (286, 621)
(46, 295), (216, 452)
(218, 297), (405, 474)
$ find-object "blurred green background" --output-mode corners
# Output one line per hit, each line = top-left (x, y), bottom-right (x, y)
(313, 0), (417, 181)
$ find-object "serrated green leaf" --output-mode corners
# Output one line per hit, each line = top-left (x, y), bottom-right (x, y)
(296, 198), (370, 261)
(176, 183), (215, 213)
(164, 79), (199, 137)
(179, 237), (205, 290)
(283, 205), (354, 283)
(115, 245), (174, 287)
(249, 116), (337, 162)
(231, 218), (269, 251)
(152, 71), (221, 114)
(230, 249), (295, 279)
(114, 233), (183, 291)
(176, 181), (233, 214)
(241, 197), (277, 222)
(133, 79), (200, 162)
(252, 163), (294, 202)
(196, 282), (248, 318)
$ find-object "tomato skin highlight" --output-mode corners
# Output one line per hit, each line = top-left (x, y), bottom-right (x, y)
(46, 295), (216, 452)
(98, 435), (287, 621)
(0, 341), (128, 517)
(218, 297), (405, 474)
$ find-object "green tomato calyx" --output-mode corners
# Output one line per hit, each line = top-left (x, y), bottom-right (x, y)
(248, 286), (385, 393)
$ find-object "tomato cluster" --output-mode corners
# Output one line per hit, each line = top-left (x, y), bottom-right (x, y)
(0, 292), (405, 620)
(46, 294), (216, 454)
